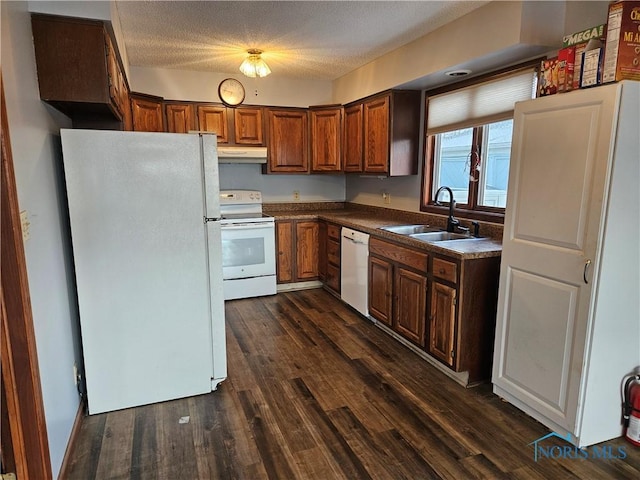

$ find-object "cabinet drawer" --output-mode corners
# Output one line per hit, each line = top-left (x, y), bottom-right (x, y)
(369, 237), (428, 272)
(327, 224), (341, 240)
(432, 257), (457, 283)
(327, 239), (340, 266)
(326, 263), (340, 292)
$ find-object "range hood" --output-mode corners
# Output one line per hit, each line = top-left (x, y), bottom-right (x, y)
(217, 146), (268, 164)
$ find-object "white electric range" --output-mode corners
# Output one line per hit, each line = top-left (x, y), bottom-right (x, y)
(219, 190), (276, 300)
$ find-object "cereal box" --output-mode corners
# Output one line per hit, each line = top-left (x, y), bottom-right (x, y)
(603, 1), (640, 82)
(562, 24), (607, 90)
(557, 46), (576, 92)
(538, 57), (559, 96)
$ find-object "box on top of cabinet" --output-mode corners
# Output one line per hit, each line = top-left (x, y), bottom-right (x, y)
(603, 1), (640, 82)
(562, 23), (607, 90)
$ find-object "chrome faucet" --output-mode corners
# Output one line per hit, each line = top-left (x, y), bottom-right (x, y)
(434, 186), (460, 233)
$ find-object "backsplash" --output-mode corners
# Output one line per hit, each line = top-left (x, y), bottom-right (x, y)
(266, 202), (504, 240)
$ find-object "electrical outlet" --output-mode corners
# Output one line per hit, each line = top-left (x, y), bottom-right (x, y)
(293, 190), (300, 201)
(382, 192), (391, 204)
(20, 210), (30, 241)
(73, 363), (79, 386)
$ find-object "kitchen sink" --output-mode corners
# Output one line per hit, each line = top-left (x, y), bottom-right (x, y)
(379, 224), (442, 235)
(410, 231), (479, 242)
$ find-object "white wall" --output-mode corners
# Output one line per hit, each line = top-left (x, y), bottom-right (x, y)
(130, 66), (333, 107)
(2, 1), (81, 476)
(219, 164), (345, 202)
(343, 1), (611, 213)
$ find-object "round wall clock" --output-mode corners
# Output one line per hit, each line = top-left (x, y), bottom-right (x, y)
(218, 78), (245, 106)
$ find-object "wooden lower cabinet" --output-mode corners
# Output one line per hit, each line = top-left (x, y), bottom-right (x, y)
(395, 267), (427, 346)
(275, 219), (319, 284)
(296, 221), (319, 280)
(368, 256), (393, 326)
(319, 222), (341, 295)
(276, 221), (294, 283)
(369, 238), (428, 346)
(428, 281), (456, 366)
(369, 236), (500, 383)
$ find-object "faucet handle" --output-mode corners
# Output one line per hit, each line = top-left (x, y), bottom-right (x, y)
(471, 221), (480, 237)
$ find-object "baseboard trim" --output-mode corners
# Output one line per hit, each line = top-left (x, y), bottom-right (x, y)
(57, 400), (84, 479)
(373, 320), (472, 387)
(277, 280), (323, 292)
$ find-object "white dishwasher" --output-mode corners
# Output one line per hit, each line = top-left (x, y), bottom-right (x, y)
(341, 227), (370, 317)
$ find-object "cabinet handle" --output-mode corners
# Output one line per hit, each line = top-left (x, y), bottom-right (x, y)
(439, 268), (446, 274)
(583, 259), (592, 284)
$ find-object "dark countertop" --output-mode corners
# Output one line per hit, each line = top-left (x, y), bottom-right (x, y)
(264, 204), (502, 260)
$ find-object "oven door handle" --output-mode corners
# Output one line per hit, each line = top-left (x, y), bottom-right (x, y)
(221, 223), (274, 230)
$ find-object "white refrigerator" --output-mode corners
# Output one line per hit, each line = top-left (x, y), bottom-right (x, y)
(60, 129), (227, 415)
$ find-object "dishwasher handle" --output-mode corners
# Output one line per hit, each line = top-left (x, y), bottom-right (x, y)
(342, 235), (367, 245)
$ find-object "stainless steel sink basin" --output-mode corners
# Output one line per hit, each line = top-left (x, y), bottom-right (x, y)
(410, 231), (478, 242)
(379, 224), (442, 235)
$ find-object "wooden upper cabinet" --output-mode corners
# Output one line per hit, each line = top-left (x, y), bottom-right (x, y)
(310, 106), (342, 173)
(234, 107), (264, 145)
(130, 94), (164, 132)
(347, 90), (421, 176)
(343, 104), (363, 173)
(165, 103), (196, 133)
(363, 96), (390, 174)
(31, 13), (129, 126)
(267, 109), (309, 173)
(197, 105), (229, 143)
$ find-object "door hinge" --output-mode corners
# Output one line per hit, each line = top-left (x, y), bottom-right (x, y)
(452, 298), (457, 306)
(451, 350), (456, 359)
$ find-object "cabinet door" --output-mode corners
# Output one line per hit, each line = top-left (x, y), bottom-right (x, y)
(368, 256), (393, 326)
(267, 109), (309, 173)
(310, 107), (342, 172)
(343, 104), (363, 172)
(234, 107), (264, 145)
(363, 95), (389, 174)
(429, 281), (456, 367)
(295, 221), (319, 280)
(105, 35), (120, 114)
(394, 268), (427, 346)
(197, 105), (229, 143)
(318, 221), (327, 282)
(166, 103), (196, 133)
(131, 97), (164, 132)
(276, 221), (293, 283)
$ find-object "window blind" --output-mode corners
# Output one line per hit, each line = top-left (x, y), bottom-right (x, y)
(426, 67), (537, 135)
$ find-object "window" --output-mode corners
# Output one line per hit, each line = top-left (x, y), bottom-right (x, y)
(422, 63), (538, 221)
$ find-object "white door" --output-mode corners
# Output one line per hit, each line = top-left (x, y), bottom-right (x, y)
(492, 85), (620, 433)
(61, 130), (215, 414)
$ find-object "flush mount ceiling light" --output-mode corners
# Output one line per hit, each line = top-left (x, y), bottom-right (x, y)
(239, 49), (272, 78)
(445, 69), (472, 78)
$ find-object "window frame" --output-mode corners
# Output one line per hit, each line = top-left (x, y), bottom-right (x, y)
(420, 60), (541, 224)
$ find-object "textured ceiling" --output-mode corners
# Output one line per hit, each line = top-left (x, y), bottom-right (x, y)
(115, 1), (488, 80)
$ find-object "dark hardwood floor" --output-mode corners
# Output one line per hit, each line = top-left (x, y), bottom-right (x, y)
(63, 288), (640, 479)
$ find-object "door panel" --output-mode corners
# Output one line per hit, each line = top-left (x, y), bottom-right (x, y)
(493, 86), (619, 432)
(501, 268), (578, 414)
(394, 268), (426, 346)
(429, 281), (456, 366)
(368, 256), (393, 326)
